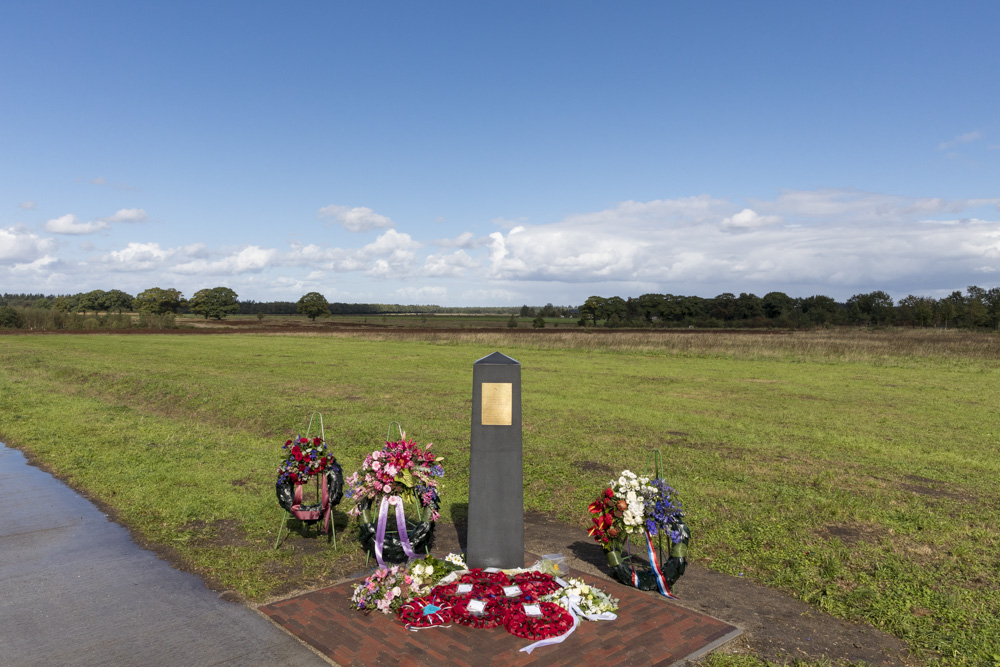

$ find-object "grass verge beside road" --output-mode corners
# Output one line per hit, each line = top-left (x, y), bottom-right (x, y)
(1, 329), (998, 664)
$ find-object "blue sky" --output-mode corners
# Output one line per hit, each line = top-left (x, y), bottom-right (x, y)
(3, 1), (998, 306)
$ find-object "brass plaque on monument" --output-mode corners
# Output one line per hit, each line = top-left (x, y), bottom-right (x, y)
(481, 382), (512, 425)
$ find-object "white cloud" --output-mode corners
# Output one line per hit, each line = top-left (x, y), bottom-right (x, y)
(487, 223), (642, 282)
(19, 201), (36, 210)
(473, 191), (1000, 298)
(434, 231), (481, 249)
(103, 242), (176, 271)
(318, 205), (394, 232)
(101, 208), (147, 223)
(721, 208), (782, 231)
(0, 226), (55, 264)
(173, 245), (278, 275)
(424, 250), (479, 277)
(360, 229), (420, 256)
(759, 189), (992, 223)
(44, 214), (109, 235)
(939, 131), (983, 150)
(9, 255), (58, 274)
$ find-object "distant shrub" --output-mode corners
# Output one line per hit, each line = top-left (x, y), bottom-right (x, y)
(0, 306), (24, 328)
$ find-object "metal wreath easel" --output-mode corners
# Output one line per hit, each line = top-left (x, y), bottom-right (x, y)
(274, 412), (337, 549)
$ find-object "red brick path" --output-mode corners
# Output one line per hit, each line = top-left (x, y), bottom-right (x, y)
(260, 554), (740, 666)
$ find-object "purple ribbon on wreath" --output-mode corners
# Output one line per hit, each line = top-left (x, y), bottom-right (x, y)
(374, 495), (418, 568)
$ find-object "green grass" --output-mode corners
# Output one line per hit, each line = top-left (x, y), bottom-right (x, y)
(1, 329), (999, 664)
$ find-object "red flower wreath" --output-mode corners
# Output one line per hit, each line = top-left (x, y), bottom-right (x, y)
(459, 569), (512, 587)
(429, 582), (464, 603)
(451, 597), (505, 629)
(493, 589), (540, 615)
(504, 601), (574, 641)
(512, 571), (561, 597)
(396, 596), (453, 630)
(431, 581), (503, 604)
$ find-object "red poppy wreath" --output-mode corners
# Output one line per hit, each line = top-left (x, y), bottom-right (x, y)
(459, 569), (512, 587)
(504, 602), (574, 641)
(451, 597), (505, 629)
(512, 571), (561, 597)
(396, 597), (453, 630)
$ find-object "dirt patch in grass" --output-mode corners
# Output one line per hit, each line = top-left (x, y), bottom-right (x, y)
(181, 519), (252, 548)
(821, 522), (885, 547)
(901, 474), (960, 500)
(574, 460), (614, 475)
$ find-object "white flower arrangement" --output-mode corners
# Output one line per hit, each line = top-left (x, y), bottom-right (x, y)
(614, 470), (654, 536)
(445, 552), (467, 569)
(406, 554), (464, 596)
(544, 577), (619, 617)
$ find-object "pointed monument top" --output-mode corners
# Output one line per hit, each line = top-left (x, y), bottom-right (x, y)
(474, 351), (520, 365)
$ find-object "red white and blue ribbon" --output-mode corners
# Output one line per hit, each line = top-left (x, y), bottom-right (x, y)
(625, 531), (677, 599)
(643, 530), (677, 599)
(374, 495), (418, 568)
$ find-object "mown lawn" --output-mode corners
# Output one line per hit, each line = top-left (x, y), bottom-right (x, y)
(1, 329), (998, 665)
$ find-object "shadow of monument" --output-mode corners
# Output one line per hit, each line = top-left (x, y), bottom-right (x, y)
(418, 503), (469, 556)
(568, 539), (652, 575)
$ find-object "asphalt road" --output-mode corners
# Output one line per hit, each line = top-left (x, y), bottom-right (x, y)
(0, 443), (330, 667)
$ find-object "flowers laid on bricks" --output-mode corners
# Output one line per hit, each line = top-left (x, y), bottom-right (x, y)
(588, 469), (691, 597)
(349, 565), (413, 614)
(347, 556), (620, 654)
(277, 436), (336, 485)
(407, 555), (461, 596)
(544, 578), (619, 617)
(504, 601), (574, 640)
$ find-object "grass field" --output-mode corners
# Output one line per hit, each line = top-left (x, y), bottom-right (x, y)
(1, 328), (998, 665)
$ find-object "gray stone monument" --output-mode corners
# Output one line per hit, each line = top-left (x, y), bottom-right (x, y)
(466, 351), (524, 569)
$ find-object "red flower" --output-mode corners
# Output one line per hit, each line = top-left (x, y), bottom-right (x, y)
(601, 513), (614, 529)
(603, 487), (614, 499)
(587, 500), (604, 514)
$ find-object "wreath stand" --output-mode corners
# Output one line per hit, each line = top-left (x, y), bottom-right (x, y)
(607, 449), (689, 592)
(357, 422), (436, 566)
(274, 412), (344, 549)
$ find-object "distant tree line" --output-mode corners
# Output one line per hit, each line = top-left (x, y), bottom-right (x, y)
(575, 287), (1000, 330)
(0, 287), (561, 330)
(5, 286), (998, 331)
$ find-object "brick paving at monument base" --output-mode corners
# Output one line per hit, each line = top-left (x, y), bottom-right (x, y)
(260, 553), (741, 666)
